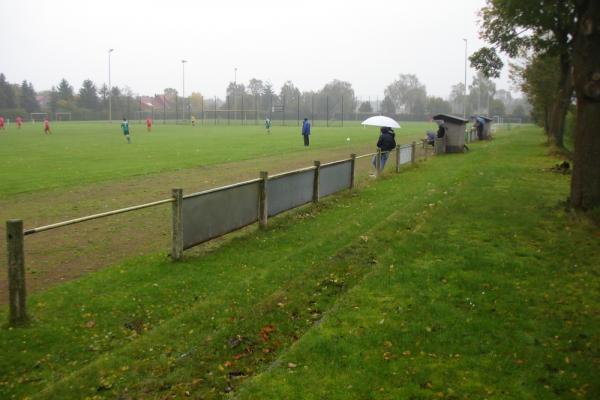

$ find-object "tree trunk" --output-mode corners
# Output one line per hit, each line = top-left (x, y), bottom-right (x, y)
(544, 106), (551, 137)
(570, 0), (600, 210)
(548, 52), (573, 148)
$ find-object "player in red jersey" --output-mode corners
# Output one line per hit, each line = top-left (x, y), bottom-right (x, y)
(16, 116), (23, 129)
(146, 117), (152, 132)
(0, 116), (5, 130)
(44, 117), (51, 134)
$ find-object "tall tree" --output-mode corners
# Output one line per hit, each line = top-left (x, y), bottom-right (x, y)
(472, 0), (599, 209)
(19, 81), (39, 112)
(279, 81), (301, 118)
(57, 78), (74, 102)
(426, 96), (452, 115)
(48, 86), (59, 114)
(279, 80), (300, 103)
(469, 0), (576, 148)
(468, 72), (496, 116)
(190, 92), (204, 113)
(247, 78), (265, 97)
(78, 79), (99, 110)
(380, 96), (396, 115)
(510, 53), (560, 134)
(384, 74), (427, 114)
(358, 101), (373, 113)
(489, 98), (506, 117)
(0, 73), (16, 108)
(569, 0), (600, 210)
(317, 79), (357, 120)
(449, 82), (467, 115)
(99, 84), (109, 108)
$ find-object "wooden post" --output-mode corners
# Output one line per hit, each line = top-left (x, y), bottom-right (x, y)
(350, 154), (356, 191)
(411, 141), (417, 165)
(313, 161), (321, 203)
(376, 149), (382, 177)
(7, 219), (27, 326)
(259, 171), (268, 229)
(395, 145), (401, 173)
(171, 188), (183, 261)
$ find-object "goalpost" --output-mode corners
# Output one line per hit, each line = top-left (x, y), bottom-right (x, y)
(30, 112), (48, 123)
(55, 112), (72, 121)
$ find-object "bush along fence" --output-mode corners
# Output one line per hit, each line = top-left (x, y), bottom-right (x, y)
(5, 142), (421, 326)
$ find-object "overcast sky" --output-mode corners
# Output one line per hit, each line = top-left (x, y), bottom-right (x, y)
(0, 0), (517, 100)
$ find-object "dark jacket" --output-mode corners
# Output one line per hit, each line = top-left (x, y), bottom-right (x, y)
(302, 120), (311, 135)
(437, 126), (446, 138)
(377, 128), (396, 151)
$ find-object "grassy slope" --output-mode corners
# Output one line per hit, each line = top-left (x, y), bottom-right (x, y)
(237, 131), (600, 399)
(0, 122), (429, 197)
(0, 126), (598, 399)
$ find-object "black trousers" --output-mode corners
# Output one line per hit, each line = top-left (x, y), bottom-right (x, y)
(303, 134), (310, 146)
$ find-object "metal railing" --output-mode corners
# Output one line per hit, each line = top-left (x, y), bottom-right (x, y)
(5, 142), (422, 326)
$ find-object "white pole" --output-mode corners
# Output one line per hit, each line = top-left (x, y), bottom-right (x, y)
(462, 39), (467, 120)
(108, 48), (114, 123)
(181, 60), (187, 121)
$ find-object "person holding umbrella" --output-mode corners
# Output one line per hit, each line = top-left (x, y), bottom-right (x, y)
(372, 126), (396, 171)
(361, 116), (400, 175)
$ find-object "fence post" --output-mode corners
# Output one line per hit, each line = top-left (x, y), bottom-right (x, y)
(376, 149), (382, 178)
(7, 219), (27, 326)
(411, 141), (416, 165)
(395, 145), (401, 173)
(171, 188), (183, 261)
(350, 154), (356, 192)
(313, 161), (321, 203)
(259, 171), (268, 229)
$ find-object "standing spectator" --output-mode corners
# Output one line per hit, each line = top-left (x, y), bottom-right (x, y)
(146, 117), (152, 132)
(302, 118), (311, 146)
(473, 115), (485, 140)
(372, 127), (396, 170)
(121, 117), (131, 143)
(16, 115), (23, 129)
(43, 117), (51, 134)
(265, 117), (271, 134)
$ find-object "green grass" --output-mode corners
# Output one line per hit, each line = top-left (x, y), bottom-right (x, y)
(0, 121), (430, 198)
(0, 126), (598, 399)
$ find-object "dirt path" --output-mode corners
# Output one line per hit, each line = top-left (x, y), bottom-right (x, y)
(0, 144), (429, 304)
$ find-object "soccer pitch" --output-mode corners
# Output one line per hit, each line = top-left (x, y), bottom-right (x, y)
(0, 121), (433, 197)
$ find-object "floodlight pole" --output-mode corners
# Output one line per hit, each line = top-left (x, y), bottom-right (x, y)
(108, 48), (114, 123)
(462, 39), (467, 120)
(181, 60), (187, 122)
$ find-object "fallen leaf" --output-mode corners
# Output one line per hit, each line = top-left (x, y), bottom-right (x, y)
(260, 324), (276, 342)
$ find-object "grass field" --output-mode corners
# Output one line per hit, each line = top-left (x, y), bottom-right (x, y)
(0, 121), (431, 198)
(1, 126), (598, 399)
(0, 121), (432, 300)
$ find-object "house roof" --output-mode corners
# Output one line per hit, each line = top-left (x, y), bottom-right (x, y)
(432, 114), (469, 125)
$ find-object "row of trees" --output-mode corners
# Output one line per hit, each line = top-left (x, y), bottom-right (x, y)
(0, 73), (40, 118)
(1, 72), (530, 122)
(469, 0), (598, 210)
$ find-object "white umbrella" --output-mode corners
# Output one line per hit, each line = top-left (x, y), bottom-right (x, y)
(361, 116), (401, 128)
